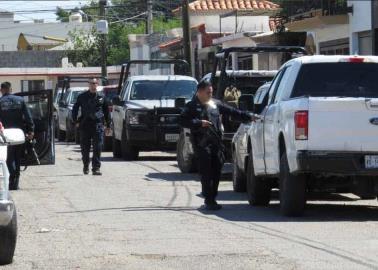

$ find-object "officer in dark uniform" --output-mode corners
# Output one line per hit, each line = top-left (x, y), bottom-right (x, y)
(181, 80), (256, 210)
(0, 82), (34, 190)
(72, 78), (110, 176)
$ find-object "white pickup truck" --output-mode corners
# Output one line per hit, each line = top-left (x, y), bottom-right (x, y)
(246, 55), (378, 216)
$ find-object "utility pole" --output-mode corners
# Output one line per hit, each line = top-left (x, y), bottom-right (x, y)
(99, 0), (108, 85)
(182, 0), (192, 76)
(372, 0), (378, 55)
(147, 0), (153, 35)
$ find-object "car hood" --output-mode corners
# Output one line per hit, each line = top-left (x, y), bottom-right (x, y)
(125, 99), (186, 110)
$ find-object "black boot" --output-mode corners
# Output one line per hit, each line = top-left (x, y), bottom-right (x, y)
(204, 199), (222, 211)
(92, 168), (102, 176)
(83, 165), (89, 175)
(9, 175), (19, 190)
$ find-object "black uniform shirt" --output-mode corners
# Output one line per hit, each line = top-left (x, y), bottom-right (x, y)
(72, 90), (110, 128)
(180, 96), (251, 145)
(0, 93), (34, 133)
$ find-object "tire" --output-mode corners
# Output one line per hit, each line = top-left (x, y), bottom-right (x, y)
(246, 153), (271, 206)
(232, 152), (246, 192)
(279, 151), (306, 217)
(58, 129), (66, 142)
(0, 207), (17, 265)
(112, 135), (122, 158)
(121, 127), (138, 161)
(177, 132), (197, 173)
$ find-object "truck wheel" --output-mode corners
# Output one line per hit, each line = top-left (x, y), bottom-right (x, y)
(232, 153), (246, 192)
(58, 129), (65, 142)
(353, 176), (377, 200)
(279, 151), (306, 217)
(177, 132), (197, 173)
(112, 135), (122, 158)
(246, 154), (270, 205)
(121, 128), (138, 161)
(0, 207), (17, 265)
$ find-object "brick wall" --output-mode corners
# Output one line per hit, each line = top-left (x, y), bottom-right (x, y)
(0, 51), (65, 67)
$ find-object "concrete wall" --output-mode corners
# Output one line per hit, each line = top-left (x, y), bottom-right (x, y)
(0, 51), (65, 68)
(309, 24), (349, 54)
(348, 0), (372, 54)
(190, 14), (270, 33)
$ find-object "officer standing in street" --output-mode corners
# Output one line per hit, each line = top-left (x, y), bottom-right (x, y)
(0, 82), (34, 190)
(180, 80), (256, 210)
(72, 78), (110, 176)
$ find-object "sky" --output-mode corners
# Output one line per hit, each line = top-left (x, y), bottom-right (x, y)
(0, 1), (91, 22)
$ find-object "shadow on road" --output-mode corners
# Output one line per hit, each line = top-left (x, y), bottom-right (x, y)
(101, 156), (176, 162)
(145, 172), (199, 182)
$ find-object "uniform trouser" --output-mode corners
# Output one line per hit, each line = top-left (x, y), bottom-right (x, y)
(80, 124), (104, 170)
(196, 145), (224, 203)
(7, 144), (22, 187)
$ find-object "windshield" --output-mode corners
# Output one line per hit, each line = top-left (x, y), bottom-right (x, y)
(292, 63), (378, 98)
(130, 80), (197, 100)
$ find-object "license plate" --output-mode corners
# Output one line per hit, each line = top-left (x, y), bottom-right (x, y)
(165, 134), (179, 142)
(365, 155), (378, 169)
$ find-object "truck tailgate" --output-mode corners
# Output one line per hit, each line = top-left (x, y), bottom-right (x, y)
(308, 97), (378, 151)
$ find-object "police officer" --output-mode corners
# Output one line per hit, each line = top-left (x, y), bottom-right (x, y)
(0, 82), (34, 190)
(181, 80), (256, 210)
(72, 78), (110, 176)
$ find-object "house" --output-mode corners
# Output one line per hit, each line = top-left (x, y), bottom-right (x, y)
(128, 0), (282, 79)
(0, 66), (122, 93)
(284, 0), (350, 55)
(347, 0), (375, 55)
(0, 12), (94, 68)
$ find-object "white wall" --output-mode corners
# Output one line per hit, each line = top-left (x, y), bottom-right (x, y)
(190, 14), (270, 33)
(348, 0), (371, 33)
(348, 0), (372, 54)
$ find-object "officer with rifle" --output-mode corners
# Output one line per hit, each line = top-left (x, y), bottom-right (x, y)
(0, 82), (34, 190)
(72, 78), (110, 176)
(180, 80), (257, 210)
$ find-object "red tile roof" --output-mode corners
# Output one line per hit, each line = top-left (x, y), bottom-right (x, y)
(184, 0), (280, 12)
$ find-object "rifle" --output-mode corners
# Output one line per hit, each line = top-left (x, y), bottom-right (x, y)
(25, 138), (40, 165)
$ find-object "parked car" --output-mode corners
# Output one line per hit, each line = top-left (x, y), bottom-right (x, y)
(112, 75), (197, 160)
(53, 89), (62, 138)
(0, 128), (25, 265)
(177, 70), (277, 173)
(232, 82), (271, 192)
(246, 55), (378, 216)
(57, 87), (86, 142)
(57, 86), (104, 142)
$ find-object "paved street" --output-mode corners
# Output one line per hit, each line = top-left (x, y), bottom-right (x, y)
(2, 143), (378, 270)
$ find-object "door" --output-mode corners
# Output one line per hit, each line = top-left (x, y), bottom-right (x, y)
(112, 81), (129, 140)
(263, 67), (291, 174)
(58, 91), (70, 131)
(15, 90), (55, 166)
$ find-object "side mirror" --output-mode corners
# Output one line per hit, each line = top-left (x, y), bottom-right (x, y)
(0, 129), (25, 146)
(238, 94), (255, 112)
(175, 97), (186, 109)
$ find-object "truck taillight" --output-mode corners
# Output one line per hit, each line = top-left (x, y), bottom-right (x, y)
(295, 111), (308, 140)
(108, 106), (113, 112)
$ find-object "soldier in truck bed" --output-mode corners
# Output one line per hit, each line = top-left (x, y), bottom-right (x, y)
(180, 80), (257, 211)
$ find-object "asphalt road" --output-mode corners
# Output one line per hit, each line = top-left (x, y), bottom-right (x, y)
(2, 143), (378, 270)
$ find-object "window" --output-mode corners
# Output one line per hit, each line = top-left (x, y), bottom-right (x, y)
(291, 63), (378, 98)
(273, 66), (292, 103)
(268, 68), (286, 104)
(129, 80), (197, 100)
(21, 80), (45, 92)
